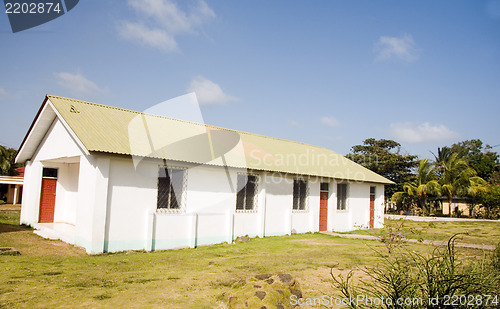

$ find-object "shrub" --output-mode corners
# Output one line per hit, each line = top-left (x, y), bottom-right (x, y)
(377, 218), (423, 255)
(493, 243), (500, 272)
(330, 235), (499, 308)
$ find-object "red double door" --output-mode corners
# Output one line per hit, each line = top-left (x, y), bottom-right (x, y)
(39, 178), (57, 223)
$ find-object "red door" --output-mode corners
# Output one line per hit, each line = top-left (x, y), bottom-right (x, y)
(319, 192), (328, 231)
(369, 194), (375, 229)
(39, 178), (57, 223)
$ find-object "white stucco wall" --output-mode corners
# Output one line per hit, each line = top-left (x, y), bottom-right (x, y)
(263, 173), (293, 236)
(328, 180), (385, 232)
(84, 158), (385, 252)
(103, 157), (157, 252)
(19, 160), (42, 225)
(330, 180), (352, 232)
(52, 162), (79, 225)
(32, 120), (84, 161)
(350, 183), (371, 228)
(95, 160), (331, 252)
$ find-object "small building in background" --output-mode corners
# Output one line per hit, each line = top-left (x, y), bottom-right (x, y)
(0, 167), (24, 205)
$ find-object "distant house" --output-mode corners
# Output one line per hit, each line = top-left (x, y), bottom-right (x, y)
(0, 167), (24, 205)
(440, 197), (471, 216)
(15, 95), (393, 254)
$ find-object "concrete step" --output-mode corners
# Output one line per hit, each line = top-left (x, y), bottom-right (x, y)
(33, 223), (76, 245)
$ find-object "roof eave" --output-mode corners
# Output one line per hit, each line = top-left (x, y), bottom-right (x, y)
(15, 96), (51, 163)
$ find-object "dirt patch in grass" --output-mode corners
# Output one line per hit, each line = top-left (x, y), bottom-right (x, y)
(0, 229), (86, 257)
(290, 239), (342, 246)
(0, 210), (85, 257)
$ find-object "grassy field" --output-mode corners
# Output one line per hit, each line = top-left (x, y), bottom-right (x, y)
(0, 210), (495, 308)
(341, 218), (500, 246)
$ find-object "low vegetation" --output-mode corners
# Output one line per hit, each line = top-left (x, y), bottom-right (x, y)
(1, 211), (497, 308)
(331, 235), (500, 308)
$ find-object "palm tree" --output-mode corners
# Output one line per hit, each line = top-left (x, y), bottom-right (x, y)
(403, 159), (441, 215)
(439, 153), (483, 216)
(465, 177), (487, 217)
(432, 147), (452, 176)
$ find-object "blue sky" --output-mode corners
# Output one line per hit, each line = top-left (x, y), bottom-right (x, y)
(1, 0), (500, 159)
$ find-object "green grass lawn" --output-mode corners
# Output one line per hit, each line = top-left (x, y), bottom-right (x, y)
(0, 211), (495, 308)
(341, 218), (500, 246)
(0, 210), (22, 226)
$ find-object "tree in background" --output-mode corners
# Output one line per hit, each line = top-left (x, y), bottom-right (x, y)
(481, 184), (500, 219)
(346, 138), (499, 217)
(444, 139), (499, 181)
(440, 153), (484, 216)
(432, 146), (453, 176)
(346, 138), (418, 199)
(0, 145), (19, 176)
(465, 177), (488, 217)
(402, 159), (441, 215)
(489, 171), (500, 184)
(0, 145), (20, 203)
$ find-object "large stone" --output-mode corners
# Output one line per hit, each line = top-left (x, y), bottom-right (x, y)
(277, 274), (293, 283)
(0, 247), (20, 255)
(235, 236), (251, 243)
(255, 274), (272, 280)
(224, 274), (302, 308)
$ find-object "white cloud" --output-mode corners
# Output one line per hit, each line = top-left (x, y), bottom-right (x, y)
(119, 0), (215, 52)
(288, 120), (300, 127)
(187, 76), (237, 105)
(374, 34), (420, 62)
(0, 87), (9, 99)
(390, 122), (459, 143)
(55, 72), (106, 96)
(320, 116), (340, 127)
(118, 22), (178, 52)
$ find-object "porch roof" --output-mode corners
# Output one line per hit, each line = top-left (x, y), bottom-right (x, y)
(0, 175), (24, 185)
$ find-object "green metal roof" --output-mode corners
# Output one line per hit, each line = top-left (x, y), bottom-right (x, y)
(47, 95), (393, 184)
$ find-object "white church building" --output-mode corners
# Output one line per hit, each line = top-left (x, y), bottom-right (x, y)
(15, 95), (392, 254)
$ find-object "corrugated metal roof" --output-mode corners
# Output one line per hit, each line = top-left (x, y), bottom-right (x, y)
(47, 95), (393, 184)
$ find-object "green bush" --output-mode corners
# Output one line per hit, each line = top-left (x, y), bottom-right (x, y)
(330, 235), (499, 308)
(377, 218), (423, 255)
(493, 243), (500, 272)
